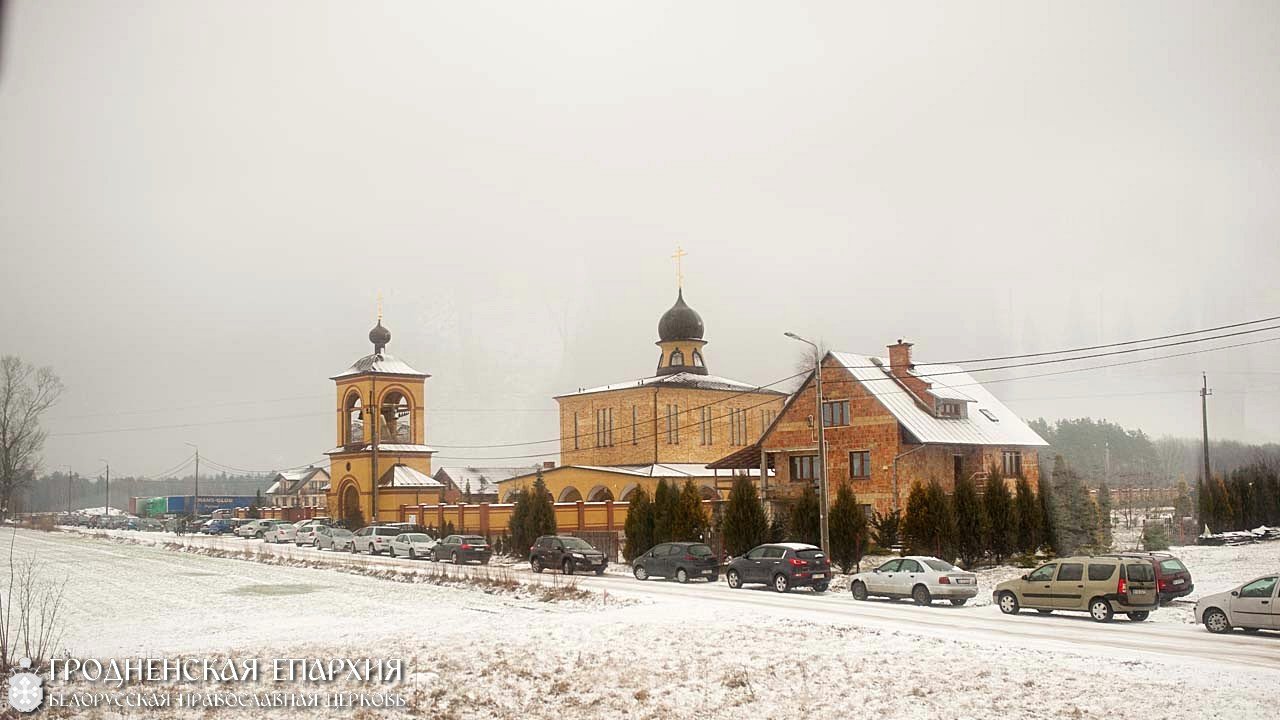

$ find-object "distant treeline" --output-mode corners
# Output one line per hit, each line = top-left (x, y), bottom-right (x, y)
(1028, 417), (1279, 486)
(18, 471), (275, 513)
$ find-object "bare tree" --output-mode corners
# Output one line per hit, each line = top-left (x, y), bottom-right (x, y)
(0, 356), (64, 520)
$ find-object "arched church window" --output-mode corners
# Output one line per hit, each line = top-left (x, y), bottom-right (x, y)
(380, 391), (412, 443)
(670, 349), (684, 367)
(345, 393), (364, 445)
(692, 350), (704, 367)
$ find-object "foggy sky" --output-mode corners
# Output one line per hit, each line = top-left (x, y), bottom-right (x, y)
(2, 1), (1278, 479)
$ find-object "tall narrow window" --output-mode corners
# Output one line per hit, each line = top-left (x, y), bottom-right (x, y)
(632, 405), (638, 445)
(670, 349), (684, 367)
(573, 413), (580, 450)
(666, 404), (680, 444)
(1002, 450), (1022, 477)
(850, 450), (871, 479)
(595, 408), (615, 447)
(692, 350), (704, 367)
(700, 407), (712, 445)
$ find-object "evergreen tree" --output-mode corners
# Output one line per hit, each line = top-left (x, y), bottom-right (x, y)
(622, 486), (655, 561)
(788, 485), (822, 546)
(671, 480), (710, 541)
(1049, 455), (1100, 555)
(720, 475), (768, 557)
(902, 482), (930, 555)
(1172, 478), (1192, 519)
(652, 480), (675, 544)
(870, 508), (902, 551)
(923, 480), (957, 561)
(767, 512), (788, 544)
(1210, 476), (1233, 531)
(828, 483), (869, 573)
(506, 488), (529, 554)
(1096, 479), (1113, 549)
(985, 473), (1016, 564)
(952, 474), (986, 568)
(1037, 474), (1057, 556)
(525, 474), (557, 543)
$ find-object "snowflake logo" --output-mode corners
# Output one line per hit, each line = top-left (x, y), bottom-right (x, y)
(7, 657), (43, 713)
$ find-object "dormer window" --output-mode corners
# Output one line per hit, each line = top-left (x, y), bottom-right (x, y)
(937, 401), (962, 418)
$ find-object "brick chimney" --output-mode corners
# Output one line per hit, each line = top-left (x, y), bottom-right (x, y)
(886, 339), (936, 411)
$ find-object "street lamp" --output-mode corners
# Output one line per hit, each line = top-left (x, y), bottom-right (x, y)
(185, 442), (200, 516)
(784, 332), (829, 556)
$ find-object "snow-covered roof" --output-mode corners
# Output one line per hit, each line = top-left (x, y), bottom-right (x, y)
(829, 352), (1049, 447)
(434, 467), (527, 495)
(380, 465), (444, 488)
(264, 481), (282, 495)
(330, 352), (429, 379)
(556, 372), (787, 398)
(268, 466), (330, 495)
(497, 463), (771, 485)
(326, 443), (436, 455)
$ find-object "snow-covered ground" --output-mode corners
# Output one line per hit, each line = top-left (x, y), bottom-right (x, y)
(4, 527), (1277, 718)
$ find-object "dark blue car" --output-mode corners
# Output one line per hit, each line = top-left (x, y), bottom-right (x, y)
(199, 519), (232, 535)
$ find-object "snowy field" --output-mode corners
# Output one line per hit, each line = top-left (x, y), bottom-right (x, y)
(6, 527), (1278, 719)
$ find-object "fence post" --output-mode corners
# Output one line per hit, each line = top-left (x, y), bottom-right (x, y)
(576, 501), (585, 531)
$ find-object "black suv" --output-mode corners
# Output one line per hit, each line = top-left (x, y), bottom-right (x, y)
(725, 543), (831, 593)
(430, 535), (492, 565)
(530, 535), (607, 575)
(632, 542), (718, 583)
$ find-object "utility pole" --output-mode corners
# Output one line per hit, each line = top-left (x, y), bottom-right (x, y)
(66, 467), (73, 515)
(1200, 372), (1212, 488)
(100, 458), (110, 521)
(186, 443), (200, 515)
(784, 332), (829, 556)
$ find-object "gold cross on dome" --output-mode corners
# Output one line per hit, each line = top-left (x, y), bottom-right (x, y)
(377, 292), (383, 322)
(671, 246), (687, 289)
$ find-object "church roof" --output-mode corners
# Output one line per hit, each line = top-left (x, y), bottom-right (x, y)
(325, 443), (436, 455)
(496, 463), (772, 485)
(556, 371), (787, 399)
(379, 464), (444, 488)
(330, 352), (429, 379)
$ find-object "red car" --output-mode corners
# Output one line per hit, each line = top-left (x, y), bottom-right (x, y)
(1108, 552), (1194, 602)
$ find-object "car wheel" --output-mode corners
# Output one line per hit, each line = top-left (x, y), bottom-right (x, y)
(1204, 608), (1231, 634)
(852, 581), (869, 601)
(256, 532), (264, 539)
(676, 568), (689, 584)
(409, 549), (416, 560)
(1036, 609), (1053, 615)
(483, 558), (492, 566)
(634, 565), (648, 581)
(726, 569), (742, 589)
(388, 548), (396, 558)
(562, 559), (575, 576)
(949, 598), (968, 607)
(349, 544), (357, 554)
(452, 552), (460, 565)
(773, 574), (790, 594)
(1128, 611), (1149, 622)
(1089, 598), (1114, 623)
(912, 584), (932, 606)
(813, 582), (829, 593)
(594, 566), (604, 576)
(998, 592), (1020, 615)
(531, 557), (543, 573)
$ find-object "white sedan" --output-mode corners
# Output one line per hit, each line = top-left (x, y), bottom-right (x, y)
(388, 533), (436, 559)
(264, 522), (300, 544)
(1196, 574), (1279, 634)
(849, 556), (979, 606)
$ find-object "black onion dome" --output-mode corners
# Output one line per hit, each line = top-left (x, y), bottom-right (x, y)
(657, 289), (705, 342)
(369, 320), (391, 353)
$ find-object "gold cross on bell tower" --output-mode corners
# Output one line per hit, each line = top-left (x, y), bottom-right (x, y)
(671, 245), (687, 289)
(376, 292), (383, 322)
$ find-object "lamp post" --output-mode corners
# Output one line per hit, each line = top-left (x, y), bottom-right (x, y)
(185, 442), (200, 516)
(784, 332), (829, 556)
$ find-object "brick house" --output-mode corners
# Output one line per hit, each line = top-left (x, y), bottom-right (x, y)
(264, 466), (331, 510)
(710, 340), (1048, 516)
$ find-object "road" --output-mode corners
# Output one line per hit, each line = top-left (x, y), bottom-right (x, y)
(52, 527), (1280, 672)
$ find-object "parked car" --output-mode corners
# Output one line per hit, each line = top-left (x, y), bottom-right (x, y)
(138, 518), (164, 532)
(433, 535), (494, 565)
(1105, 552), (1194, 602)
(1196, 574), (1278, 634)
(236, 519), (272, 539)
(725, 543), (831, 593)
(310, 525), (353, 551)
(351, 526), (403, 554)
(227, 518), (251, 534)
(389, 533), (436, 559)
(265, 521), (299, 544)
(993, 556), (1159, 622)
(632, 542), (718, 583)
(295, 519), (334, 547)
(528, 535), (603, 574)
(198, 519), (233, 535)
(850, 556), (979, 606)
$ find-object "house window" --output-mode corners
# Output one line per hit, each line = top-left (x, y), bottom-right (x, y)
(938, 402), (961, 418)
(858, 503), (874, 520)
(632, 405), (638, 445)
(700, 407), (712, 445)
(1002, 450), (1023, 477)
(821, 400), (850, 427)
(670, 349), (684, 367)
(666, 404), (680, 444)
(849, 450), (871, 479)
(595, 407), (614, 447)
(790, 455), (819, 481)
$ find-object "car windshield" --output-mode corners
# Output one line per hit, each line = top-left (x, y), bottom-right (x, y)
(924, 559), (957, 572)
(561, 537), (593, 550)
(687, 544), (713, 557)
(1126, 563), (1155, 582)
(1159, 559), (1186, 572)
